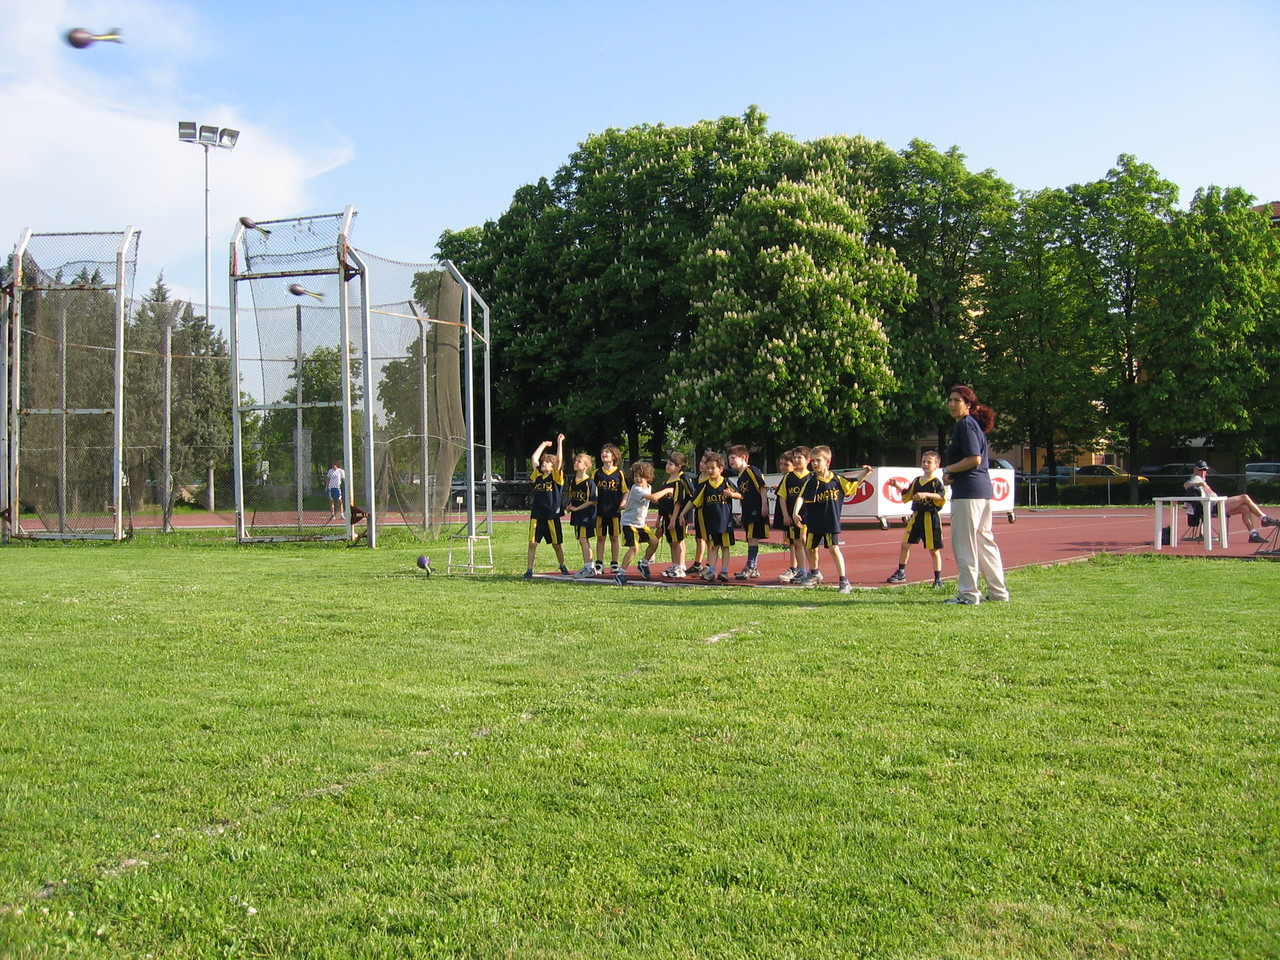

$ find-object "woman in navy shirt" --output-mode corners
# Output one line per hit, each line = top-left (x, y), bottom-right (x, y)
(942, 385), (1009, 605)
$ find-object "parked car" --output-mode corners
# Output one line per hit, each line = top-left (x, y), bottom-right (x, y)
(1245, 462), (1280, 483)
(1029, 465), (1077, 484)
(1140, 462), (1220, 477)
(989, 457), (1020, 477)
(1074, 464), (1149, 484)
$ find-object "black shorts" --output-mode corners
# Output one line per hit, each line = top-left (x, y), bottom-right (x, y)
(595, 515), (621, 538)
(623, 526), (655, 548)
(572, 521), (594, 540)
(704, 530), (735, 548)
(740, 519), (769, 541)
(806, 530), (839, 550)
(904, 511), (943, 548)
(529, 517), (563, 545)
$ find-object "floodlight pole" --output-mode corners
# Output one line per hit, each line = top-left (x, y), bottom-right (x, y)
(178, 123), (239, 327)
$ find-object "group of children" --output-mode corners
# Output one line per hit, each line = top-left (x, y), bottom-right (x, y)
(522, 438), (950, 592)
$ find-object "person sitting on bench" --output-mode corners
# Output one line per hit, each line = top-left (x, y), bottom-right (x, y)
(1185, 460), (1279, 543)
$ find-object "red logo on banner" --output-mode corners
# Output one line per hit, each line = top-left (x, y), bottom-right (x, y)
(873, 478), (903, 505)
(992, 477), (1010, 501)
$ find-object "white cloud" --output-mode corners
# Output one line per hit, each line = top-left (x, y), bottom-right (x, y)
(0, 0), (352, 305)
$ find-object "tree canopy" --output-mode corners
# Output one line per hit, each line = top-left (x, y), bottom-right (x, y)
(440, 109), (1280, 474)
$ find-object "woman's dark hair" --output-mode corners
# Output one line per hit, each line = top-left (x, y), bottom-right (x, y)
(948, 384), (996, 434)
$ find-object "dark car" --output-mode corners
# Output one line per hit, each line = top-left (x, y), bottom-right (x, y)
(1140, 462), (1221, 477)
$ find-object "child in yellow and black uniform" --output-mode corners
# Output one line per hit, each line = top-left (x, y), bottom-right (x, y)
(728, 444), (769, 579)
(796, 446), (870, 594)
(659, 452), (697, 578)
(567, 452), (599, 577)
(523, 434), (570, 579)
(593, 443), (628, 576)
(777, 446), (812, 583)
(886, 450), (946, 587)
(679, 452), (742, 582)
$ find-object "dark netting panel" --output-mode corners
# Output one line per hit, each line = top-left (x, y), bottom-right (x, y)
(230, 211), (477, 544)
(351, 250), (466, 537)
(233, 213), (359, 540)
(122, 298), (234, 529)
(11, 231), (139, 538)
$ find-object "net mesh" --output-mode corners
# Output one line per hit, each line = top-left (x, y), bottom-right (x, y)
(355, 249), (466, 538)
(10, 231), (139, 538)
(232, 213), (467, 541)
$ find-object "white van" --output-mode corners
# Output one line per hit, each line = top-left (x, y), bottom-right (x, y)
(1245, 463), (1280, 484)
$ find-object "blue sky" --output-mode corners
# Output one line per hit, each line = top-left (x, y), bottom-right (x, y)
(4, 0), (1278, 309)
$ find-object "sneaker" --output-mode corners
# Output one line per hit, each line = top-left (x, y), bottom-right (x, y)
(1262, 516), (1279, 527)
(795, 572), (818, 586)
(687, 562), (704, 576)
(837, 579), (853, 595)
(638, 559), (651, 580)
(522, 570), (534, 581)
(943, 595), (979, 605)
(669, 567), (688, 579)
(611, 562), (620, 575)
(933, 579), (944, 589)
(885, 569), (906, 583)
(982, 594), (1010, 602)
(734, 566), (757, 580)
(559, 565), (570, 576)
(717, 572), (729, 582)
(701, 568), (717, 582)
(572, 566), (592, 579)
(777, 568), (798, 583)
(810, 570), (824, 584)
(594, 561), (603, 575)
(613, 571), (627, 586)
(1249, 531), (1266, 543)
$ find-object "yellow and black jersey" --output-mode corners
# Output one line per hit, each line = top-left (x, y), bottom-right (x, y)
(529, 467), (565, 520)
(593, 466), (628, 519)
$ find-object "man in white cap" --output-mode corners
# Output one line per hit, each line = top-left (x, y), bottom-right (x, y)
(1184, 460), (1278, 543)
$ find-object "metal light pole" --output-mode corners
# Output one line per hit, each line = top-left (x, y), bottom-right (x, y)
(177, 122), (239, 325)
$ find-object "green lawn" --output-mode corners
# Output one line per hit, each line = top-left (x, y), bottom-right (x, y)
(1, 528), (1276, 958)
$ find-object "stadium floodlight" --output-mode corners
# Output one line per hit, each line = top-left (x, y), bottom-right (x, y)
(179, 121), (240, 330)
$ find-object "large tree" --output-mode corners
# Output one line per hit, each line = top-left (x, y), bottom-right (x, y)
(973, 189), (1107, 472)
(870, 140), (1017, 448)
(444, 108), (800, 465)
(1140, 186), (1280, 452)
(1059, 155), (1178, 497)
(670, 174), (914, 455)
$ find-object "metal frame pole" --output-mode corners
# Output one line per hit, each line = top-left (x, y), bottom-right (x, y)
(112, 227), (135, 540)
(337, 206), (357, 541)
(346, 244), (375, 548)
(229, 224), (247, 541)
(7, 229), (32, 539)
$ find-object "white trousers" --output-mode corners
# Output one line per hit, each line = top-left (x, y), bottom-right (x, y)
(950, 498), (1008, 601)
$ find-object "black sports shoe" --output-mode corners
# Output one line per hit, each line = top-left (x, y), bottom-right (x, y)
(522, 570), (534, 580)
(614, 571), (628, 585)
(638, 559), (651, 580)
(717, 572), (729, 582)
(1262, 516), (1279, 527)
(885, 569), (906, 583)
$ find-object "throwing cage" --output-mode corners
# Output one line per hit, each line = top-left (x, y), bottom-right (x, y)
(230, 207), (492, 553)
(3, 228), (140, 541)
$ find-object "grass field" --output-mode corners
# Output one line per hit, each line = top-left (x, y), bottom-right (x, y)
(1, 527), (1276, 958)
